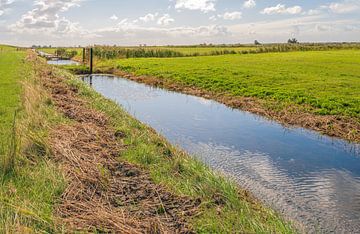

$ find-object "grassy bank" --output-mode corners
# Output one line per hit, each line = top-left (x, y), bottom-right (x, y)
(0, 47), (66, 232)
(0, 45), (24, 177)
(94, 50), (360, 142)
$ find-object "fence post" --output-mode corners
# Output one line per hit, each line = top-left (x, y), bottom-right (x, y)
(82, 48), (85, 63)
(90, 47), (93, 74)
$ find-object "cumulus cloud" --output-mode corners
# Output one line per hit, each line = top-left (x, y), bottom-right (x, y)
(105, 20), (228, 37)
(243, 0), (256, 9)
(139, 13), (158, 22)
(110, 14), (118, 21)
(136, 13), (174, 26)
(0, 0), (15, 17)
(9, 0), (94, 38)
(261, 4), (302, 15)
(218, 11), (242, 20)
(326, 0), (360, 14)
(306, 9), (322, 16)
(157, 14), (174, 26)
(174, 0), (216, 13)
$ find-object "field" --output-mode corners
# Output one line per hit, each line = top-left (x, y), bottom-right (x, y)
(38, 47), (83, 61)
(38, 47), (83, 55)
(125, 46), (257, 55)
(95, 50), (360, 141)
(39, 43), (360, 60)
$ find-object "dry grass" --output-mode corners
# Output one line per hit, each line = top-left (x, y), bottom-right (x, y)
(29, 53), (199, 233)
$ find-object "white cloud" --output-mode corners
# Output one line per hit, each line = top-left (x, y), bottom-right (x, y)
(110, 14), (118, 21)
(139, 13), (158, 22)
(218, 11), (242, 20)
(157, 14), (174, 26)
(0, 0), (14, 17)
(243, 0), (256, 9)
(316, 24), (331, 32)
(0, 0), (15, 8)
(209, 15), (217, 21)
(9, 0), (93, 38)
(261, 4), (302, 15)
(103, 21), (228, 37)
(306, 9), (322, 16)
(175, 0), (216, 13)
(136, 13), (174, 26)
(327, 0), (360, 14)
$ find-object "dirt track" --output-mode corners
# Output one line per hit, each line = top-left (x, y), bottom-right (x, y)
(30, 54), (200, 233)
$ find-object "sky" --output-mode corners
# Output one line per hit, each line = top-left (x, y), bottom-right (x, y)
(0, 0), (359, 46)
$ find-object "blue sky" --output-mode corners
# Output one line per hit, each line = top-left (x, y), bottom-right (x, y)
(0, 0), (359, 46)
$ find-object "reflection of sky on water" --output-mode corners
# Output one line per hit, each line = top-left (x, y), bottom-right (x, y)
(84, 75), (360, 233)
(47, 60), (79, 66)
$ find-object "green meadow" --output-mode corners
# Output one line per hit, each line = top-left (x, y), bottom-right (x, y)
(100, 50), (360, 119)
(125, 46), (257, 55)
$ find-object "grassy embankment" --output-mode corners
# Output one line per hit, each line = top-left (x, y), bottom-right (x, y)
(0, 47), (295, 232)
(95, 50), (360, 142)
(0, 46), (66, 231)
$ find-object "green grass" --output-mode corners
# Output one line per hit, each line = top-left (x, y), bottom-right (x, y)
(59, 69), (295, 233)
(38, 47), (82, 55)
(0, 45), (22, 128)
(38, 47), (83, 61)
(0, 45), (23, 174)
(0, 47), (66, 232)
(125, 46), (256, 55)
(99, 50), (360, 119)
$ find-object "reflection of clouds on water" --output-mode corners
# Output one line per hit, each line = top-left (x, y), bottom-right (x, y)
(182, 140), (360, 233)
(194, 96), (213, 106)
(93, 75), (161, 101)
(84, 75), (360, 233)
(47, 60), (79, 65)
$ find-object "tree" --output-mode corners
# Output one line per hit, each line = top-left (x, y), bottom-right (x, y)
(66, 50), (78, 58)
(288, 38), (298, 44)
(254, 40), (261, 45)
(55, 48), (66, 57)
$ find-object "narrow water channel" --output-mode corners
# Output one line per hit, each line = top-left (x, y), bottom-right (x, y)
(82, 74), (360, 233)
(48, 60), (79, 66)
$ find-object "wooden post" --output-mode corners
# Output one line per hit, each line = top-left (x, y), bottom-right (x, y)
(82, 48), (85, 63)
(89, 47), (93, 74)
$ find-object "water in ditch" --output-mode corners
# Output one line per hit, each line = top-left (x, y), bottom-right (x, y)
(83, 74), (360, 233)
(48, 60), (79, 66)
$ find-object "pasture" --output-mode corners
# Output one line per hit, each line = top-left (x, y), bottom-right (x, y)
(102, 50), (360, 119)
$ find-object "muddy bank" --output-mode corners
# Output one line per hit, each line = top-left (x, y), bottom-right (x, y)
(29, 54), (200, 233)
(93, 68), (359, 143)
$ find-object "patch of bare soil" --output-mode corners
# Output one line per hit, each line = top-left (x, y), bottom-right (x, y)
(107, 69), (360, 143)
(30, 54), (199, 233)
